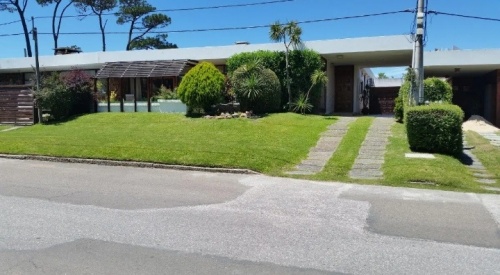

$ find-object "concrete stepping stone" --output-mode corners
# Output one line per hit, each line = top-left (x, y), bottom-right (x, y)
(462, 135), (497, 188)
(286, 116), (358, 175)
(476, 179), (496, 185)
(483, 186), (500, 192)
(349, 117), (394, 180)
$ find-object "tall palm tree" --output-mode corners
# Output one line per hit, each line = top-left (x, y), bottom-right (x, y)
(269, 20), (302, 110)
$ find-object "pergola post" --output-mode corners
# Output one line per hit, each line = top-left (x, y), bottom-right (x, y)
(119, 79), (124, 112)
(107, 78), (110, 112)
(147, 78), (151, 112)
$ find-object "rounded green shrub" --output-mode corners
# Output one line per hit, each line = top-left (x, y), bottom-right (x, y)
(423, 77), (453, 103)
(177, 62), (225, 113)
(394, 96), (403, 122)
(231, 64), (281, 114)
(405, 104), (464, 156)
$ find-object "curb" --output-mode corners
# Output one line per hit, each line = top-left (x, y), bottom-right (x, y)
(0, 154), (260, 175)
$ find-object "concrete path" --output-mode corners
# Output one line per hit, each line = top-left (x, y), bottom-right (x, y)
(462, 139), (499, 192)
(287, 117), (358, 175)
(0, 126), (21, 133)
(478, 132), (500, 147)
(349, 117), (394, 180)
(1, 158), (499, 274)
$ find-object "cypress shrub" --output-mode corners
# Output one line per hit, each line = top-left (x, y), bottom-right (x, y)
(405, 104), (464, 156)
(177, 62), (225, 113)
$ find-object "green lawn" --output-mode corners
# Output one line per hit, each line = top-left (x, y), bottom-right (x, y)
(0, 125), (12, 131)
(0, 113), (334, 175)
(466, 131), (500, 188)
(312, 117), (374, 181)
(382, 123), (484, 192)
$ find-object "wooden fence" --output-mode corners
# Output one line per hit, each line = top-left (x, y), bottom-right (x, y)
(0, 85), (35, 125)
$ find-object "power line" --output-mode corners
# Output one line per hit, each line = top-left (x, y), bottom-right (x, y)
(0, 9), (413, 39)
(428, 10), (500, 22)
(32, 0), (294, 20)
(26, 10), (413, 36)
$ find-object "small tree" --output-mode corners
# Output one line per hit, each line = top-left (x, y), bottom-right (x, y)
(35, 70), (93, 121)
(292, 69), (327, 115)
(269, 20), (302, 110)
(177, 62), (225, 113)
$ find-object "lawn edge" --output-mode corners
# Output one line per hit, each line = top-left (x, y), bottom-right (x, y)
(0, 154), (260, 175)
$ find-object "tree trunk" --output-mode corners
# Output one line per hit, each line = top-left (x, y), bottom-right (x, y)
(285, 49), (291, 111)
(16, 5), (32, 57)
(98, 15), (106, 51)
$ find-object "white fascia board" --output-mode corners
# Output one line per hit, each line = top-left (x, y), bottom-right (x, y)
(0, 35), (413, 73)
(425, 49), (500, 67)
(305, 35), (413, 54)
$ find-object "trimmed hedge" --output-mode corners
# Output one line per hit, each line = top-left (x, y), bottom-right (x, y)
(405, 104), (464, 156)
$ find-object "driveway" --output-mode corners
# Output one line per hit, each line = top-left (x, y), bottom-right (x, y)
(0, 158), (499, 274)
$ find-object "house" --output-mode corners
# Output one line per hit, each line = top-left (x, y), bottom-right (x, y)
(0, 35), (499, 127)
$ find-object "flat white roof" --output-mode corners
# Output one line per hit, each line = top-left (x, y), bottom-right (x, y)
(0, 35), (413, 73)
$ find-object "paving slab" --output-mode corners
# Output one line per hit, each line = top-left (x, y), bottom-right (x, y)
(350, 117), (394, 180)
(405, 153), (436, 159)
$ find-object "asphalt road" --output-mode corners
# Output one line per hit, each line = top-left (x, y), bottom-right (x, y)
(0, 158), (499, 274)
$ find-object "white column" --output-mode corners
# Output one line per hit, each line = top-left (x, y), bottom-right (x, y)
(326, 63), (335, 114)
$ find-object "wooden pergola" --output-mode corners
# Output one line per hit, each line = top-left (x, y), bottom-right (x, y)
(94, 59), (197, 112)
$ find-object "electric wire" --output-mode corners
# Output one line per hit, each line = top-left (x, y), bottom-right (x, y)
(32, 0), (295, 20)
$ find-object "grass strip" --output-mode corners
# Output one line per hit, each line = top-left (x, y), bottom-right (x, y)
(383, 122), (482, 192)
(466, 131), (500, 188)
(312, 117), (374, 181)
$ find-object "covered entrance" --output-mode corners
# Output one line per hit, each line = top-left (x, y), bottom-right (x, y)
(334, 65), (354, 113)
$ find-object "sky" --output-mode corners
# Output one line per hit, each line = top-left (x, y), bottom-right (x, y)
(0, 0), (499, 77)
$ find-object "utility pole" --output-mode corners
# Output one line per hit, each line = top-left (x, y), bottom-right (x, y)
(32, 17), (42, 123)
(414, 0), (425, 104)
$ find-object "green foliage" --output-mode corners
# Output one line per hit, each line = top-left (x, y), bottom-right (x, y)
(394, 96), (404, 122)
(177, 62), (225, 113)
(231, 59), (281, 114)
(35, 69), (94, 121)
(291, 93), (313, 115)
(128, 34), (177, 50)
(405, 104), (464, 156)
(378, 72), (389, 79)
(116, 0), (174, 50)
(397, 70), (452, 121)
(226, 49), (323, 109)
(423, 77), (453, 103)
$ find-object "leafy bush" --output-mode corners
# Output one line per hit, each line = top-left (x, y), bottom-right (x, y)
(231, 60), (281, 113)
(227, 49), (323, 109)
(177, 62), (225, 113)
(394, 96), (404, 122)
(397, 70), (453, 121)
(423, 77), (453, 103)
(405, 104), (464, 156)
(35, 70), (93, 121)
